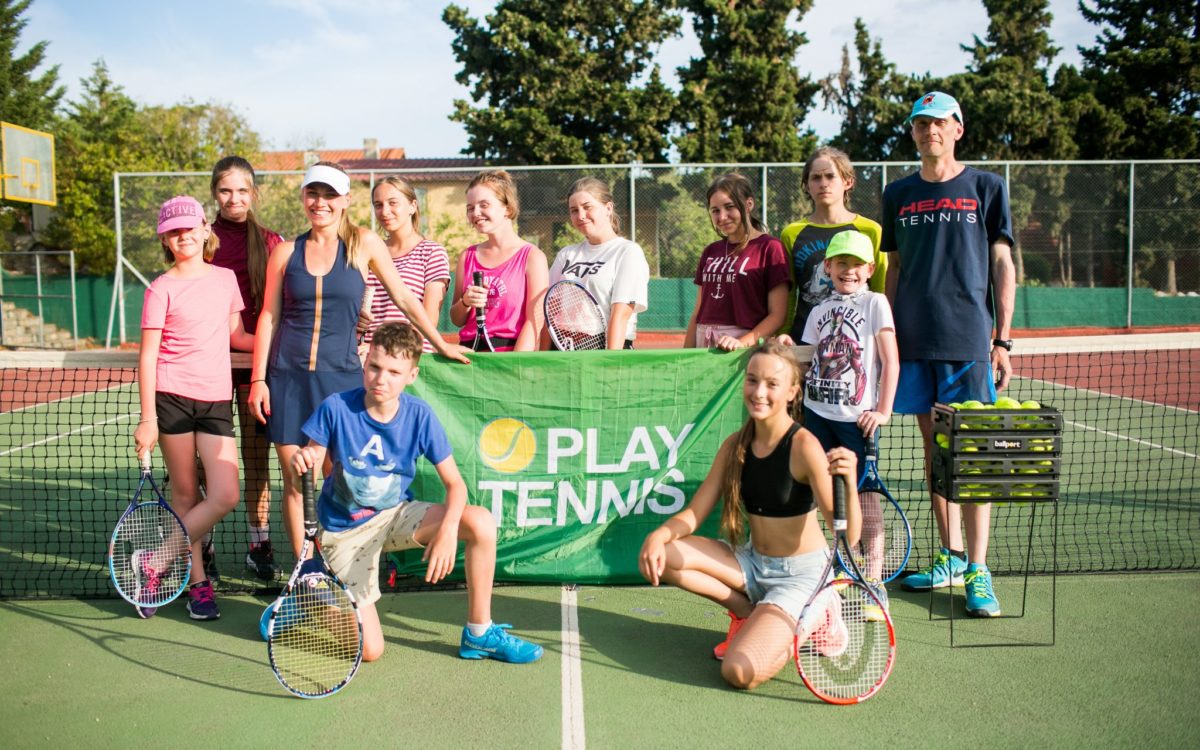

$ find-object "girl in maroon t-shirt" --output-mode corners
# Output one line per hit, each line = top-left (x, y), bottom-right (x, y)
(685, 173), (790, 351)
(209, 156), (285, 583)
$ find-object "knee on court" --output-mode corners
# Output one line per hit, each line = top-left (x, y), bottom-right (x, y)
(720, 652), (765, 690)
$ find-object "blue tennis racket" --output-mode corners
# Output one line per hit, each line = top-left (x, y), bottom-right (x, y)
(107, 452), (191, 610)
(836, 433), (912, 584)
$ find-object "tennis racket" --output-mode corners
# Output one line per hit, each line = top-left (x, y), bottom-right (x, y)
(836, 434), (913, 584)
(357, 286), (375, 364)
(470, 271), (495, 353)
(794, 474), (895, 705)
(267, 470), (363, 699)
(545, 279), (606, 351)
(108, 452), (191, 609)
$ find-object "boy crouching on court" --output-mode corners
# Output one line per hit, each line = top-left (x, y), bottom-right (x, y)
(290, 321), (542, 663)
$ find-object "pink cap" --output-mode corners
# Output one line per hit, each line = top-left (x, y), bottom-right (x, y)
(157, 196), (206, 234)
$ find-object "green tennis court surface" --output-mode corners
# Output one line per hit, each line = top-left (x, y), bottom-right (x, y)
(2, 335), (1196, 599)
(1, 577), (1196, 747)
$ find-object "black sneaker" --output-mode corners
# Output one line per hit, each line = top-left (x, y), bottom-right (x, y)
(201, 538), (220, 585)
(246, 541), (280, 581)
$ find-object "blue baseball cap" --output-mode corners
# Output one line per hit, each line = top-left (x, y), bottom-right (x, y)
(905, 91), (963, 125)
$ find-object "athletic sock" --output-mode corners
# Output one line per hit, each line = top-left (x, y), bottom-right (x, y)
(950, 549), (967, 561)
(467, 621), (493, 637)
(249, 525), (269, 546)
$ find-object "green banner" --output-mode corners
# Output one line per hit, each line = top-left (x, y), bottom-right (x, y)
(391, 348), (748, 584)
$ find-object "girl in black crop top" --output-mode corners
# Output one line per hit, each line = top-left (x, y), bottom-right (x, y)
(638, 342), (860, 691)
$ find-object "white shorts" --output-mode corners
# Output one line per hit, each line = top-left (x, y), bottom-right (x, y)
(318, 501), (433, 606)
(730, 543), (831, 622)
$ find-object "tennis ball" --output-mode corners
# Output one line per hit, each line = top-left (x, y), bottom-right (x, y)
(478, 417), (537, 474)
(935, 433), (950, 449)
(962, 400), (984, 409)
(948, 402), (963, 409)
(995, 396), (1021, 409)
(1021, 400), (1041, 409)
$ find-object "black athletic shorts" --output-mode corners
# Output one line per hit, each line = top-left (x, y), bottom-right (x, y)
(155, 392), (235, 437)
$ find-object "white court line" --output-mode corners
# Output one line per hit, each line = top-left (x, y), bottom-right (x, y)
(1016, 375), (1198, 416)
(1066, 419), (1199, 460)
(561, 585), (585, 750)
(0, 414), (134, 457)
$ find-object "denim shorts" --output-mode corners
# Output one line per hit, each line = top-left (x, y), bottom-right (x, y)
(729, 543), (831, 622)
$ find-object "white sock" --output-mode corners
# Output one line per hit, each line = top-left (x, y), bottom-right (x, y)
(467, 621), (492, 637)
(249, 525), (269, 545)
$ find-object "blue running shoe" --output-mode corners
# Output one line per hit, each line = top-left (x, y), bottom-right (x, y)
(186, 580), (220, 621)
(259, 599), (279, 641)
(459, 623), (544, 664)
(900, 547), (966, 591)
(964, 563), (1001, 617)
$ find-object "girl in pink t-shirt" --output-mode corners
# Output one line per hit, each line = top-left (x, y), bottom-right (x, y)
(684, 173), (791, 351)
(448, 170), (548, 352)
(132, 195), (256, 622)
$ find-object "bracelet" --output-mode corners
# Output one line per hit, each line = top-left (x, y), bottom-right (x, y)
(251, 378), (266, 384)
(138, 418), (157, 424)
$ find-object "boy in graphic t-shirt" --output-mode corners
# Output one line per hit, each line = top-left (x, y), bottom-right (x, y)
(280, 322), (543, 665)
(800, 230), (899, 616)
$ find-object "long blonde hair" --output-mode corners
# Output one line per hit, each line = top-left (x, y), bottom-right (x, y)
(373, 176), (424, 238)
(211, 156), (270, 311)
(467, 169), (520, 220)
(719, 342), (804, 545)
(310, 160), (366, 272)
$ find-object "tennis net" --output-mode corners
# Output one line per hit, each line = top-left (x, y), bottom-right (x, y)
(1, 334), (1196, 599)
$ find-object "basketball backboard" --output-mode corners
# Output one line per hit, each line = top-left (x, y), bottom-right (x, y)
(1, 122), (56, 206)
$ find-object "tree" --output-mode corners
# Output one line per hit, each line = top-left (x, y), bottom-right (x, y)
(444, 0), (680, 164)
(43, 61), (264, 274)
(674, 0), (818, 163)
(0, 0), (65, 250)
(951, 0), (1075, 160)
(0, 0), (62, 132)
(1073, 0), (1200, 159)
(821, 18), (933, 161)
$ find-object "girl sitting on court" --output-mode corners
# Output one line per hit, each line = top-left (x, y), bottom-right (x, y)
(448, 170), (549, 352)
(544, 177), (650, 350)
(638, 342), (860, 689)
(683, 173), (791, 351)
(133, 195), (256, 621)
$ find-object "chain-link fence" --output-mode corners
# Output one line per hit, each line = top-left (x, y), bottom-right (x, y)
(108, 160), (1200, 342)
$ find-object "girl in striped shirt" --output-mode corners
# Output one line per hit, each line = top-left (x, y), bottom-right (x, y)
(360, 177), (452, 354)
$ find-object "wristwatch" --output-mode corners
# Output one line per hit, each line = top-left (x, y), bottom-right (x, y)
(992, 338), (1014, 351)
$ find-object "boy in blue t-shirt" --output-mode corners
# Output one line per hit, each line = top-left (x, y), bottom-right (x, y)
(288, 322), (542, 664)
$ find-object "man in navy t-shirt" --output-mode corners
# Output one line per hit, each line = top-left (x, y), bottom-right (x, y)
(882, 91), (1016, 617)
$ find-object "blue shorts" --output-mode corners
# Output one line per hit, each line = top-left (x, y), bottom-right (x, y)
(894, 360), (996, 415)
(802, 407), (871, 482)
(728, 543), (830, 622)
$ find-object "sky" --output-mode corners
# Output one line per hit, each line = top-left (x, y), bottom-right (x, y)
(25, 0), (1098, 159)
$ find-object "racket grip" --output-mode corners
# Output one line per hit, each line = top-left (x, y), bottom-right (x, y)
(865, 433), (877, 459)
(833, 473), (848, 524)
(140, 451), (151, 471)
(471, 271), (486, 322)
(301, 471), (317, 533)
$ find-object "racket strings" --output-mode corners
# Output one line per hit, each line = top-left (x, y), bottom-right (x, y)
(849, 492), (910, 582)
(269, 575), (362, 697)
(796, 583), (894, 702)
(546, 289), (605, 350)
(111, 504), (190, 606)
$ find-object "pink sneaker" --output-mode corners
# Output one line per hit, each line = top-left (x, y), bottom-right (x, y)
(713, 610), (747, 660)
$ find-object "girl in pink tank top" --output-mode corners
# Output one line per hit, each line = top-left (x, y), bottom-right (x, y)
(449, 170), (548, 352)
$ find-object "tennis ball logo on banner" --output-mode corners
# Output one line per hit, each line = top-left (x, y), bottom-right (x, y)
(478, 417), (537, 474)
